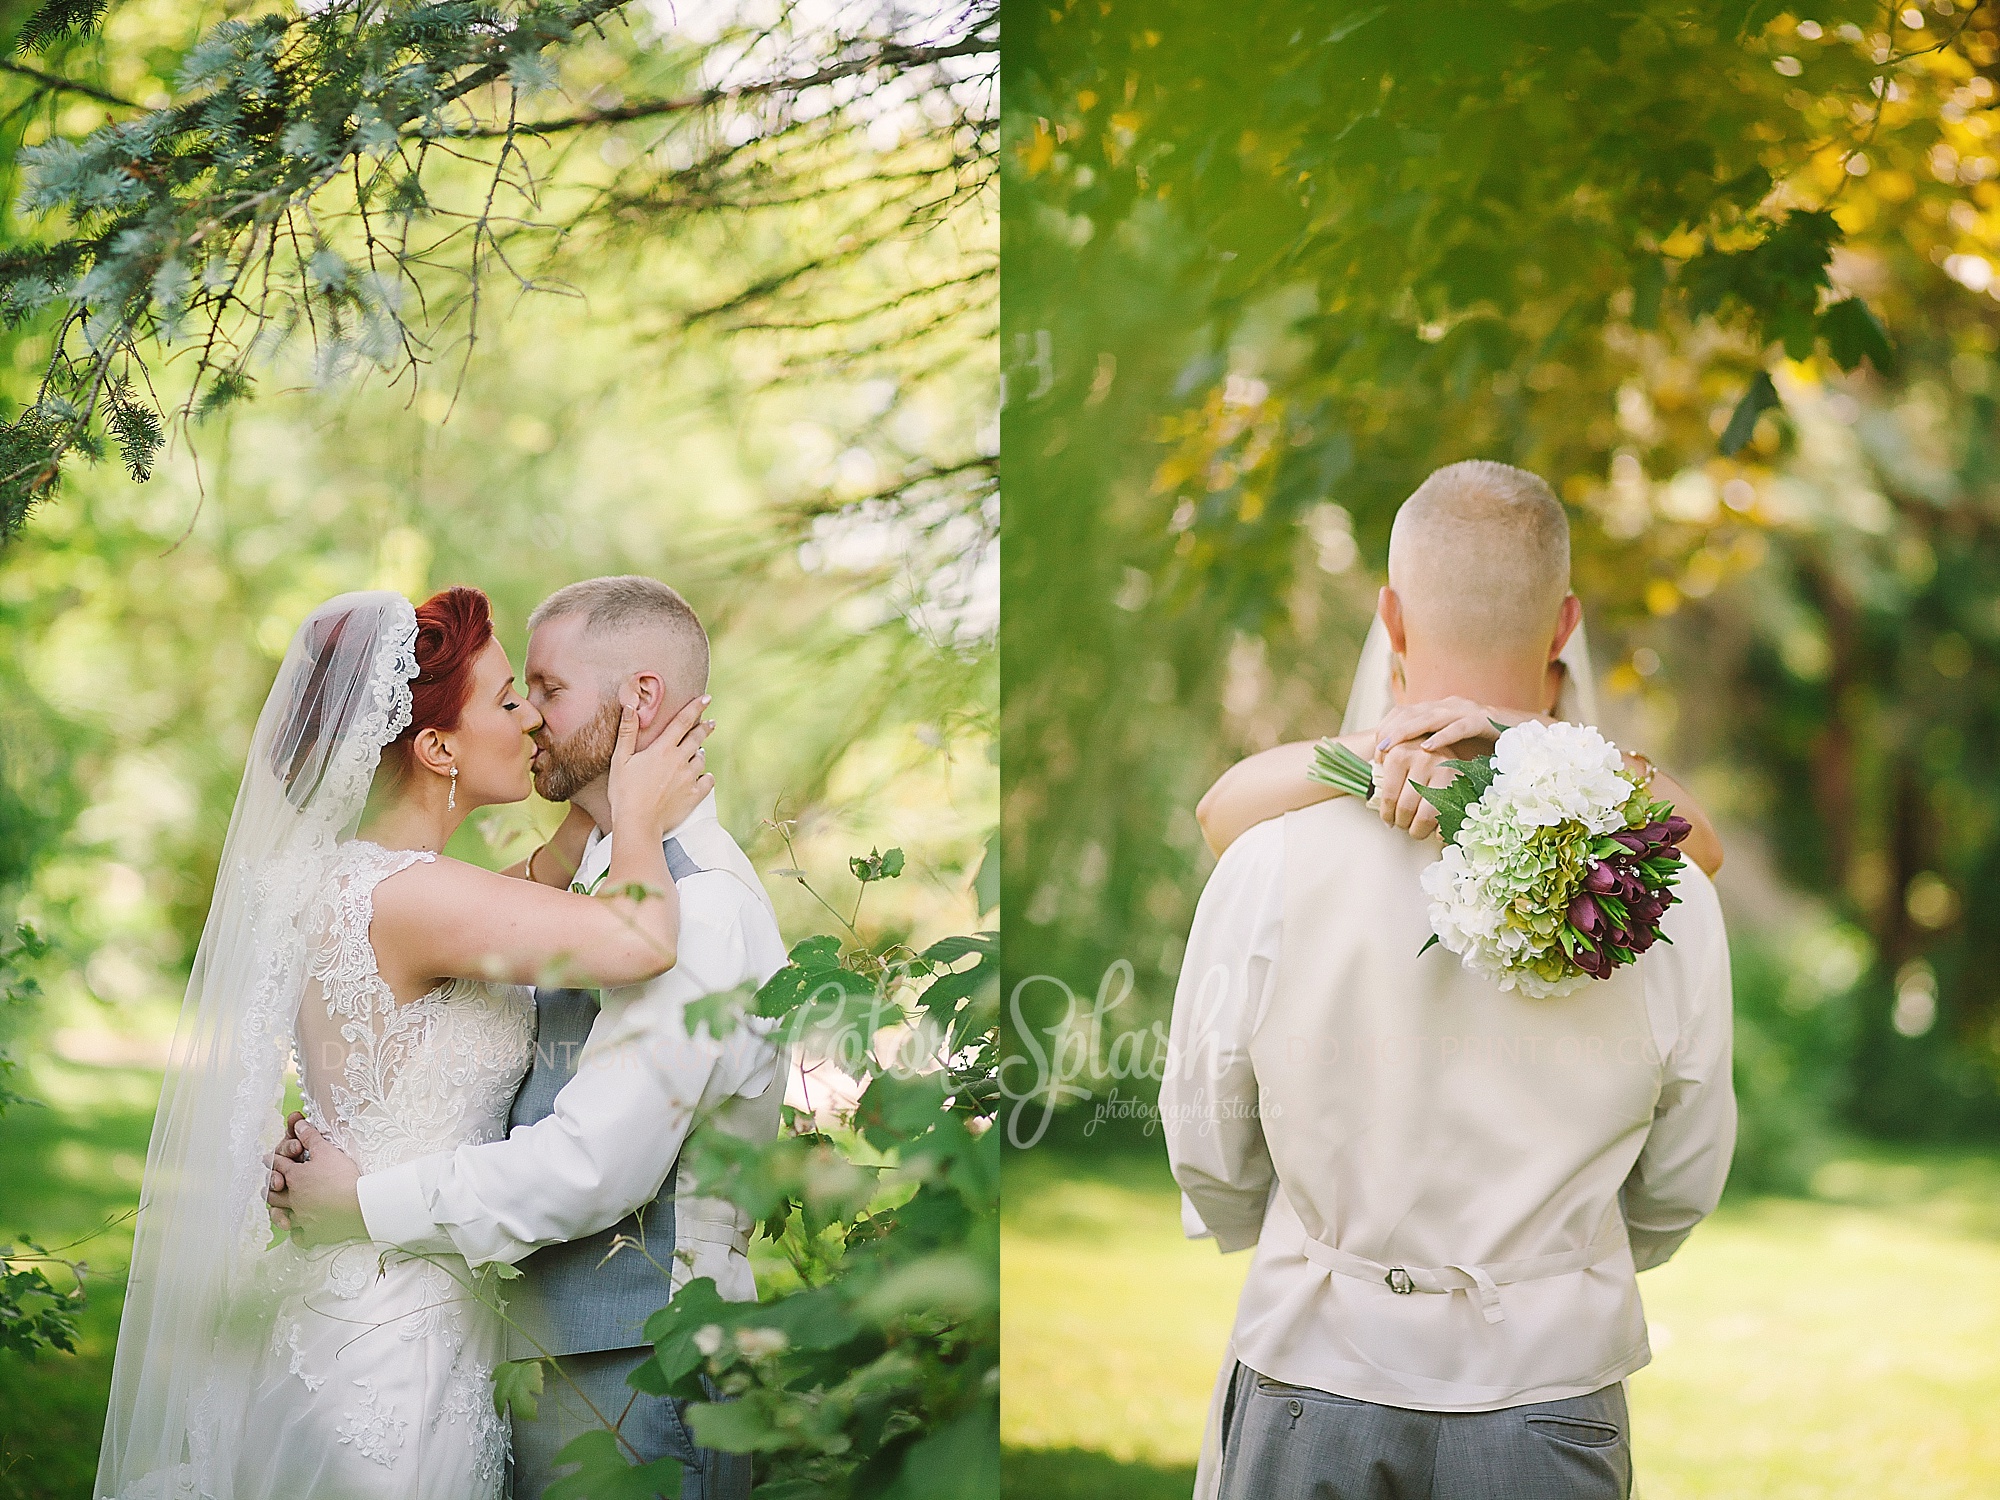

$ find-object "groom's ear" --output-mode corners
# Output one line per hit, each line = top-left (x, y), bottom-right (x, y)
(1548, 593), (1583, 660)
(1379, 586), (1407, 655)
(627, 670), (668, 737)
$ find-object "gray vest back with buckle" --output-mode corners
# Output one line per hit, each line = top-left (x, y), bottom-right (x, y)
(506, 835), (703, 1358)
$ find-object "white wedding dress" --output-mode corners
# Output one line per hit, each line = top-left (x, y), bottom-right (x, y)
(97, 593), (544, 1500)
(226, 840), (537, 1498)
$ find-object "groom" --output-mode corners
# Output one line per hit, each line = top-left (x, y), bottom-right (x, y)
(270, 575), (787, 1500)
(1163, 461), (1736, 1499)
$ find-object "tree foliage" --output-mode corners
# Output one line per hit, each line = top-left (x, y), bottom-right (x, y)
(1004, 0), (2000, 1148)
(0, 0), (997, 543)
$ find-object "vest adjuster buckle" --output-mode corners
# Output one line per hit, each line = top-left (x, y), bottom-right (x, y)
(1384, 1267), (1416, 1295)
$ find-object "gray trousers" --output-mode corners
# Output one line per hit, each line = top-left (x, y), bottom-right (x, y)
(1217, 1362), (1632, 1500)
(511, 1346), (751, 1500)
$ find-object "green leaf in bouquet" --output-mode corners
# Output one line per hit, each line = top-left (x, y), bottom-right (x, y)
(1413, 756), (1495, 844)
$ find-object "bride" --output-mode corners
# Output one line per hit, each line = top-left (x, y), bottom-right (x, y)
(94, 585), (714, 1500)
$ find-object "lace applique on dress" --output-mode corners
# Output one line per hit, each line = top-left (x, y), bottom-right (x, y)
(256, 837), (534, 1497)
(335, 1377), (408, 1467)
(292, 841), (535, 1173)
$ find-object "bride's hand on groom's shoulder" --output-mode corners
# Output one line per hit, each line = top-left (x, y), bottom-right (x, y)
(608, 690), (715, 836)
(1374, 697), (1544, 756)
(1370, 697), (1549, 840)
(1368, 738), (1461, 841)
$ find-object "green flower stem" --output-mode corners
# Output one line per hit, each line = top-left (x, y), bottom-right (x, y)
(1309, 738), (1376, 799)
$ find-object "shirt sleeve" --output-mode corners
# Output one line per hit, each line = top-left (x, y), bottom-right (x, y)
(1620, 866), (1737, 1271)
(357, 874), (772, 1267)
(1160, 819), (1284, 1255)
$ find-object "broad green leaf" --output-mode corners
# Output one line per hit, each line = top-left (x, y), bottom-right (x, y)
(544, 1430), (684, 1500)
(1719, 370), (1780, 457)
(1820, 297), (1894, 375)
(491, 1358), (544, 1421)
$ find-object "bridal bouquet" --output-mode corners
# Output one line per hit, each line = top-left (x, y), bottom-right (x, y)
(1312, 721), (1690, 998)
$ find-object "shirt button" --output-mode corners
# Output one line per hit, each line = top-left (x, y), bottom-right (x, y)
(1287, 1399), (1304, 1419)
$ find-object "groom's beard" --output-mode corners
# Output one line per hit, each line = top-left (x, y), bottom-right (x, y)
(531, 699), (619, 804)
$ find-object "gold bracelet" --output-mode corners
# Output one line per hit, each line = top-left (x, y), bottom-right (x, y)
(1625, 751), (1659, 792)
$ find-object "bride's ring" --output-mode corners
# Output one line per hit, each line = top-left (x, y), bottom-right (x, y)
(301, 1148), (311, 1161)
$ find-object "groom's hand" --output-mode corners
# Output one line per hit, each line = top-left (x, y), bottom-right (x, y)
(265, 1119), (368, 1246)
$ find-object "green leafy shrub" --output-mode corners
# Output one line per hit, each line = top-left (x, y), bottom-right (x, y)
(500, 847), (999, 1499)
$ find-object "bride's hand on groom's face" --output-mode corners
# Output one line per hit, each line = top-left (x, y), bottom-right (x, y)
(607, 690), (715, 836)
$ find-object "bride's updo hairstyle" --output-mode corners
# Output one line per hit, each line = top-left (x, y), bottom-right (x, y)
(272, 586), (496, 805)
(382, 585), (495, 784)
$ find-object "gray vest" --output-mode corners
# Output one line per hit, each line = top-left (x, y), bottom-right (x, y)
(506, 836), (703, 1357)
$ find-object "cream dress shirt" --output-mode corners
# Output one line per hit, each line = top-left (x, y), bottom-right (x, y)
(1163, 798), (1734, 1487)
(356, 794), (789, 1303)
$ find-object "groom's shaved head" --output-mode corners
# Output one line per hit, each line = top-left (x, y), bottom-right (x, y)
(528, 575), (709, 701)
(1387, 461), (1571, 655)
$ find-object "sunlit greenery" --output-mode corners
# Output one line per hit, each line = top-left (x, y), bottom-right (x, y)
(1001, 4), (2000, 1496)
(1003, 0), (2000, 1151)
(0, 0), (995, 1493)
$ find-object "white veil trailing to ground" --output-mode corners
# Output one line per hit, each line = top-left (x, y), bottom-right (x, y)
(1338, 611), (1601, 735)
(95, 590), (419, 1500)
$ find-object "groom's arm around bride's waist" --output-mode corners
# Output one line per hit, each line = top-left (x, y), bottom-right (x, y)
(357, 883), (784, 1269)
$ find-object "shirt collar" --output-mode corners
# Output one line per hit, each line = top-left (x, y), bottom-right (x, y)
(579, 789), (719, 866)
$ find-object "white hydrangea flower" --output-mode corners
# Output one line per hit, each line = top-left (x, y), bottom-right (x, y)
(1415, 726), (1629, 999)
(1485, 720), (1631, 834)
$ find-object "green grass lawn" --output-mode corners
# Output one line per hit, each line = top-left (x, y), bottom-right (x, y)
(0, 1051), (160, 1500)
(1002, 1141), (2000, 1500)
(0, 1047), (807, 1500)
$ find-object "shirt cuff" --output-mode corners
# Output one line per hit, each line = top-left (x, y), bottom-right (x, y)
(356, 1160), (458, 1257)
(1183, 1191), (1266, 1254)
(1626, 1221), (1694, 1272)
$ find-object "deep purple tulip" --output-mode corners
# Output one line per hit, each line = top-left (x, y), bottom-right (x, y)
(1569, 892), (1605, 936)
(1585, 861), (1619, 893)
(1611, 830), (1650, 855)
(1662, 815), (1692, 844)
(1576, 940), (1613, 979)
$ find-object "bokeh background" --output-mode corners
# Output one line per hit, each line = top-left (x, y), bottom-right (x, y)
(0, 1), (995, 1494)
(1003, 3), (2000, 1496)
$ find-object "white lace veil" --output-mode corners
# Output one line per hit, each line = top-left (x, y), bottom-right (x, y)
(95, 590), (419, 1500)
(1339, 610), (1600, 734)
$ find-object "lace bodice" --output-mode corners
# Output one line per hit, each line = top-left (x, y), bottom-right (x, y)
(293, 841), (534, 1173)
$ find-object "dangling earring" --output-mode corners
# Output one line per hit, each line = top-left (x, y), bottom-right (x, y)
(448, 765), (458, 811)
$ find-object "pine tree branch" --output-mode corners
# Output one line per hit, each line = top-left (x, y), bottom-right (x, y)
(0, 57), (137, 110)
(445, 31), (997, 139)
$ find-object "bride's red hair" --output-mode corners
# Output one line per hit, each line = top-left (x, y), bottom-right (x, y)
(386, 586), (494, 780)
